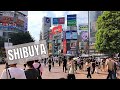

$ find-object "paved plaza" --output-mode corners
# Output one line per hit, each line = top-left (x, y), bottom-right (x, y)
(0, 63), (119, 79)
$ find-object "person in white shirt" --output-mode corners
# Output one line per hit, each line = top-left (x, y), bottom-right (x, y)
(0, 62), (26, 79)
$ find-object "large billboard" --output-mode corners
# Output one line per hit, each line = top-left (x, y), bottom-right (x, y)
(52, 25), (62, 34)
(67, 14), (76, 26)
(79, 24), (88, 30)
(53, 17), (65, 24)
(66, 31), (77, 40)
(79, 31), (88, 42)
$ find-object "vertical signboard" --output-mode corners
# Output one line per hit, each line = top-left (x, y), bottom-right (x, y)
(67, 14), (76, 26)
(63, 40), (66, 54)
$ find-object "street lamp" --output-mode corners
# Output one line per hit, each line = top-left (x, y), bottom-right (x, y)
(88, 11), (90, 55)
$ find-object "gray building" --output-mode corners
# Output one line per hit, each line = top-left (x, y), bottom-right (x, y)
(41, 17), (51, 49)
(0, 11), (28, 41)
(89, 11), (103, 53)
(90, 11), (103, 44)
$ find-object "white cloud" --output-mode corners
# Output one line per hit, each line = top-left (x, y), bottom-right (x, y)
(52, 11), (67, 17)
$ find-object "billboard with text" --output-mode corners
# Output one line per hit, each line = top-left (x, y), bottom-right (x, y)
(67, 14), (76, 26)
(53, 17), (65, 24)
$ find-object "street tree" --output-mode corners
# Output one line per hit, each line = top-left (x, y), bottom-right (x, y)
(95, 11), (120, 55)
(10, 31), (34, 45)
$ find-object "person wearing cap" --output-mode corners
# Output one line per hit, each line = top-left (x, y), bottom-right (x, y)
(0, 62), (26, 79)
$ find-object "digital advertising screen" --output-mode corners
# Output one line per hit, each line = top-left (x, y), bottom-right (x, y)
(71, 32), (77, 39)
(66, 32), (71, 39)
(79, 31), (88, 42)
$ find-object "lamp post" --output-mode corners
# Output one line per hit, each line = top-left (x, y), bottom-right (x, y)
(88, 11), (90, 55)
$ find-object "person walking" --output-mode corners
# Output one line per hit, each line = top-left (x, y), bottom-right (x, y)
(86, 60), (92, 79)
(91, 60), (96, 74)
(62, 56), (67, 73)
(1, 62), (26, 79)
(48, 58), (52, 72)
(33, 60), (43, 78)
(67, 57), (76, 79)
(51, 57), (54, 67)
(44, 58), (46, 66)
(25, 61), (41, 79)
(106, 57), (114, 79)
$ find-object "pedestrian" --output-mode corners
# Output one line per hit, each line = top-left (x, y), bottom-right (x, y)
(58, 57), (61, 66)
(51, 57), (54, 67)
(25, 61), (41, 79)
(62, 56), (67, 73)
(33, 60), (43, 78)
(67, 56), (76, 79)
(91, 60), (96, 74)
(74, 60), (78, 71)
(1, 62), (26, 79)
(106, 56), (114, 79)
(48, 58), (52, 72)
(44, 58), (46, 66)
(95, 60), (99, 74)
(86, 60), (92, 79)
(113, 59), (117, 79)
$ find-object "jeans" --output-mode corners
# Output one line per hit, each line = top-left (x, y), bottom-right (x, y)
(113, 70), (117, 79)
(107, 70), (113, 79)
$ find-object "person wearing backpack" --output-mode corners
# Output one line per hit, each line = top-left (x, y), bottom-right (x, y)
(1, 62), (26, 79)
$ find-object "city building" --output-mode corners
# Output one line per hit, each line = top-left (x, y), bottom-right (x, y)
(89, 11), (103, 53)
(0, 11), (28, 41)
(41, 17), (51, 49)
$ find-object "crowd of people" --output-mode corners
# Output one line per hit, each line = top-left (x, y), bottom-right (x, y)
(0, 54), (120, 79)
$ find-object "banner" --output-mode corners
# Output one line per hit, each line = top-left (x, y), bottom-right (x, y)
(63, 40), (66, 54)
(53, 17), (65, 24)
(67, 14), (76, 26)
(79, 25), (88, 30)
(52, 25), (62, 34)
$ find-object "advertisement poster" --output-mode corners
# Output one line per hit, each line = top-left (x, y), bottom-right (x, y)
(66, 32), (71, 39)
(49, 43), (52, 50)
(71, 32), (77, 39)
(70, 40), (77, 49)
(67, 14), (76, 26)
(53, 17), (65, 24)
(52, 25), (62, 34)
(79, 31), (88, 42)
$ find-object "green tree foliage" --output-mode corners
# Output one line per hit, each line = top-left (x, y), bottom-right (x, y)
(95, 11), (120, 54)
(10, 31), (34, 45)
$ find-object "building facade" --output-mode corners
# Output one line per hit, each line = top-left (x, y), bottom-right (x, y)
(0, 11), (28, 41)
(89, 11), (103, 53)
(42, 17), (51, 49)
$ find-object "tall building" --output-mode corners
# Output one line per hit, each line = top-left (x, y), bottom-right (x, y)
(0, 11), (28, 41)
(42, 17), (51, 49)
(90, 11), (102, 44)
(89, 11), (103, 53)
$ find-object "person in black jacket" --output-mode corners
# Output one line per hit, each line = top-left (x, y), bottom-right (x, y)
(62, 56), (67, 73)
(25, 61), (41, 79)
(91, 60), (96, 74)
(48, 58), (52, 72)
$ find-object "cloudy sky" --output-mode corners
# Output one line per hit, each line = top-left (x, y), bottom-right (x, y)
(28, 11), (88, 41)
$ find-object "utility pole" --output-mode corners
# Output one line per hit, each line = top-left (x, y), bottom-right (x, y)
(88, 11), (90, 55)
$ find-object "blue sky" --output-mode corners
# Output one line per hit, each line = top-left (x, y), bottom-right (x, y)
(28, 11), (88, 41)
